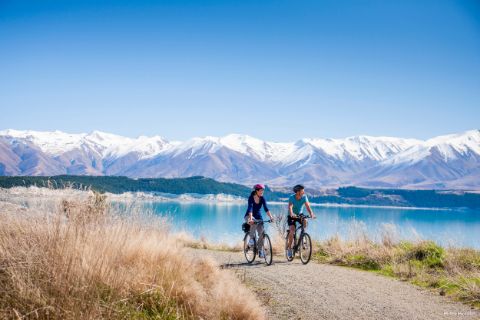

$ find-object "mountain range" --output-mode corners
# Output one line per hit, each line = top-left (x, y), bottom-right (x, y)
(1, 129), (479, 189)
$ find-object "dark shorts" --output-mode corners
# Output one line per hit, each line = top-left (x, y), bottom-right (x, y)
(287, 216), (302, 227)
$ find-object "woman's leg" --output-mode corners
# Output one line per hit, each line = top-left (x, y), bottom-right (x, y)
(245, 217), (257, 244)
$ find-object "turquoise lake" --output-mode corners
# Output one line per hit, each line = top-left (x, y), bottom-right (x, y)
(142, 202), (480, 249)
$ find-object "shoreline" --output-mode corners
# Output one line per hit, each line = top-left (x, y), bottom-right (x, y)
(109, 191), (464, 211)
(295, 202), (454, 211)
(0, 186), (467, 211)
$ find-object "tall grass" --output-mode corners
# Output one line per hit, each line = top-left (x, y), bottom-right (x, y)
(0, 188), (265, 319)
(313, 223), (480, 308)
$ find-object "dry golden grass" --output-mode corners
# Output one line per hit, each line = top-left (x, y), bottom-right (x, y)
(313, 228), (480, 308)
(175, 232), (243, 252)
(269, 214), (288, 255)
(0, 190), (265, 320)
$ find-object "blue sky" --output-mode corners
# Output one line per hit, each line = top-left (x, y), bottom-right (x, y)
(1, 0), (479, 141)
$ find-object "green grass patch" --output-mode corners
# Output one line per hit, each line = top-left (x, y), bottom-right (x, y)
(118, 292), (186, 320)
(377, 264), (395, 277)
(344, 254), (381, 270)
(313, 248), (329, 263)
(407, 241), (445, 268)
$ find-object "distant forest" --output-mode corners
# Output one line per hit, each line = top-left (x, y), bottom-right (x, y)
(1, 175), (479, 209)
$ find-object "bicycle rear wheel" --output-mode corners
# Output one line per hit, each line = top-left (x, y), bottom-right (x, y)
(263, 233), (273, 266)
(299, 232), (312, 264)
(243, 233), (256, 263)
(285, 231), (294, 262)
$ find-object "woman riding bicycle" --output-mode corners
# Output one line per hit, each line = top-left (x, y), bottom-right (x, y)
(286, 184), (316, 259)
(245, 184), (274, 258)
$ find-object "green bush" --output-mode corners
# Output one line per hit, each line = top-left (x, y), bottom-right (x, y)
(314, 247), (329, 263)
(408, 241), (445, 268)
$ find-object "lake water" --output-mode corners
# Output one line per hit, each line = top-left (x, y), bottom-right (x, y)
(142, 202), (480, 249)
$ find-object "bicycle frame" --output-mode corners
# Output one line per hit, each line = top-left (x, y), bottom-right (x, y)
(290, 215), (309, 254)
(248, 219), (271, 241)
(243, 219), (273, 265)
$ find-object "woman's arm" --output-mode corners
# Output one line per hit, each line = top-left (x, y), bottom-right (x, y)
(263, 198), (274, 221)
(247, 196), (254, 223)
(266, 211), (274, 221)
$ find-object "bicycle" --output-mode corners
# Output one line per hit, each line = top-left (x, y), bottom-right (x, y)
(285, 214), (312, 264)
(242, 219), (273, 265)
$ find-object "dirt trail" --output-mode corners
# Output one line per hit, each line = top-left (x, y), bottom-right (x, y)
(189, 249), (479, 320)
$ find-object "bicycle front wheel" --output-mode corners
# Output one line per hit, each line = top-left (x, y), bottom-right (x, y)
(263, 233), (273, 266)
(243, 233), (256, 263)
(299, 232), (312, 264)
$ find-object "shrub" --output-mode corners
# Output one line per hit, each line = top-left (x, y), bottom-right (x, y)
(407, 241), (445, 268)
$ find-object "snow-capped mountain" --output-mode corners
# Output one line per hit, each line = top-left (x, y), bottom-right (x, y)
(1, 129), (479, 189)
(357, 130), (480, 189)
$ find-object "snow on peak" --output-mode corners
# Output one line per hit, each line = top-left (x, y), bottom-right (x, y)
(84, 131), (171, 159)
(299, 135), (420, 162)
(218, 134), (295, 162)
(84, 131), (134, 157)
(424, 129), (480, 161)
(383, 130), (480, 165)
(130, 135), (171, 158)
(220, 134), (267, 158)
(165, 133), (296, 162)
(0, 129), (86, 155)
(0, 129), (170, 159)
(170, 136), (223, 158)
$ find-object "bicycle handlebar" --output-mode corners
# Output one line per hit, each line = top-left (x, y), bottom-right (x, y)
(293, 214), (311, 219)
(252, 219), (272, 224)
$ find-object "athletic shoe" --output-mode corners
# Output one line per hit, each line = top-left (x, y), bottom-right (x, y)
(259, 249), (265, 258)
(287, 249), (293, 259)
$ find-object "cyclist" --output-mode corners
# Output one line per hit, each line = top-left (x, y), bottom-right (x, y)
(286, 184), (316, 259)
(244, 184), (274, 258)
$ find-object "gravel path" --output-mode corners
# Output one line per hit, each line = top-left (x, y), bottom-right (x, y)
(189, 249), (479, 320)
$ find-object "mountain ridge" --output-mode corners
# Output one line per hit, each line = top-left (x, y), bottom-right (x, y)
(1, 129), (479, 189)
